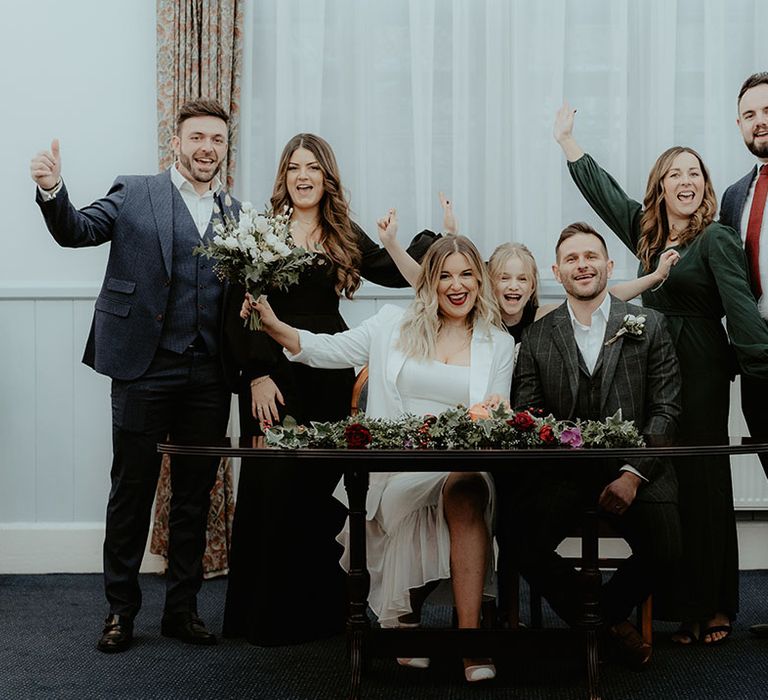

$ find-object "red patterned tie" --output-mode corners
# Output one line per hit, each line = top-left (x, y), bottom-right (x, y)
(745, 163), (768, 299)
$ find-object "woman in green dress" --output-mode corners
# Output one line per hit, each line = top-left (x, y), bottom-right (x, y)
(553, 102), (768, 646)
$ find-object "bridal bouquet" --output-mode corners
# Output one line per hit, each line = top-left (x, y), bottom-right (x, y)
(194, 201), (315, 329)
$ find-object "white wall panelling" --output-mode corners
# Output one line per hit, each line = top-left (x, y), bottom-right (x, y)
(1, 287), (766, 575)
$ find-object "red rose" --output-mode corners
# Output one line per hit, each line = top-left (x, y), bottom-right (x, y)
(344, 423), (372, 449)
(538, 424), (556, 444)
(510, 411), (535, 431)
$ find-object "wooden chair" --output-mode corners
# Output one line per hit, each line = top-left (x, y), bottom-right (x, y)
(350, 366), (369, 417)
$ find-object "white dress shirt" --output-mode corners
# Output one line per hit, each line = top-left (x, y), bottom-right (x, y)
(738, 160), (768, 319)
(566, 294), (645, 481)
(169, 163), (222, 236)
(566, 293), (611, 374)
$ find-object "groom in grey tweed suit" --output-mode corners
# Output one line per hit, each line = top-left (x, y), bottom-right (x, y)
(500, 222), (682, 667)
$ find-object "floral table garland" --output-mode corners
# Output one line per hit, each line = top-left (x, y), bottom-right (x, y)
(265, 406), (645, 451)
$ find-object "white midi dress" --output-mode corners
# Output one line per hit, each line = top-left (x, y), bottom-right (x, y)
(335, 357), (496, 628)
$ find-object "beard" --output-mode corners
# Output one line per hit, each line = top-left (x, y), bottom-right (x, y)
(178, 150), (221, 183)
(561, 275), (606, 302)
(745, 136), (768, 159)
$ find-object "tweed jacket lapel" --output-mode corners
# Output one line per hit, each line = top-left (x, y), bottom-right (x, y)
(550, 302), (580, 416)
(147, 170), (174, 277)
(599, 295), (628, 412)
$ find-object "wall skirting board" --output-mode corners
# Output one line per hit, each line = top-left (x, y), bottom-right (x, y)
(0, 523), (165, 575)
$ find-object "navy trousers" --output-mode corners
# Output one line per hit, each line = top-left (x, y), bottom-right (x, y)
(105, 348), (230, 618)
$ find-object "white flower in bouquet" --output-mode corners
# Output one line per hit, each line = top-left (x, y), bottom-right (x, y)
(194, 203), (316, 330)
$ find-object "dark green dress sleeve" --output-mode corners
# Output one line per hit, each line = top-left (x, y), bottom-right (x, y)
(703, 224), (768, 379)
(353, 221), (440, 287)
(567, 153), (644, 255)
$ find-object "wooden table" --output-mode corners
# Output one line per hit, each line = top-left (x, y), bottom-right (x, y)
(159, 438), (768, 700)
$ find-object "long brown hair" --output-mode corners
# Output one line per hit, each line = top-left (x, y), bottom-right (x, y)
(638, 146), (717, 271)
(271, 134), (363, 297)
(397, 236), (502, 359)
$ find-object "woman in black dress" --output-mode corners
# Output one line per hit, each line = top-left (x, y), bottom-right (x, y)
(222, 133), (437, 646)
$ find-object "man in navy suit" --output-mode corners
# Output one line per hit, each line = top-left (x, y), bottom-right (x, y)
(720, 72), (768, 639)
(30, 99), (238, 652)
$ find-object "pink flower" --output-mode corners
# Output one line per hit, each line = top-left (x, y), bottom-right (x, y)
(559, 426), (584, 449)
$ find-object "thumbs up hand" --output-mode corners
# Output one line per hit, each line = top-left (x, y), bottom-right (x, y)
(30, 139), (61, 190)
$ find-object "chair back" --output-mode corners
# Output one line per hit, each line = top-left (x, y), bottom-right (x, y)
(350, 366), (369, 416)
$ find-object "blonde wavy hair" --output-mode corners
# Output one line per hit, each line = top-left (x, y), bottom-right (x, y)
(397, 235), (502, 359)
(487, 242), (540, 309)
(638, 146), (717, 271)
(271, 133), (363, 298)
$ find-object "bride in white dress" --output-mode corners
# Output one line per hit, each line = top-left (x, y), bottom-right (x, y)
(253, 230), (514, 682)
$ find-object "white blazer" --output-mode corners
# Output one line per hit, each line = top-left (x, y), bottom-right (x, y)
(285, 304), (516, 517)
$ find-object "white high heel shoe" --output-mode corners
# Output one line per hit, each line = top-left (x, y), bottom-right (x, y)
(395, 621), (430, 669)
(464, 661), (496, 682)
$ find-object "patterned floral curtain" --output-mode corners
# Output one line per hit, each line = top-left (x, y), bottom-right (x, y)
(155, 0), (244, 189)
(151, 0), (244, 577)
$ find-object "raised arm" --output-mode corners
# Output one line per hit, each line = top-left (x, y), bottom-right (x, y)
(610, 249), (680, 301)
(31, 139), (123, 248)
(553, 101), (585, 163)
(555, 104), (645, 255)
(376, 208), (422, 287)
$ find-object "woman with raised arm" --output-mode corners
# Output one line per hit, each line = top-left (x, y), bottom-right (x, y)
(254, 231), (514, 682)
(554, 102), (768, 646)
(221, 134), (439, 647)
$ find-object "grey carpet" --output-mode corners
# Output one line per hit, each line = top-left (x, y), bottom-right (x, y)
(0, 572), (766, 699)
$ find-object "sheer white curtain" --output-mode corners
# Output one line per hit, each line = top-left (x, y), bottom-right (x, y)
(238, 0), (768, 283)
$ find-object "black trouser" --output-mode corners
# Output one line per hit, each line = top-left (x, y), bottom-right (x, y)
(105, 348), (230, 619)
(741, 374), (768, 479)
(498, 466), (681, 626)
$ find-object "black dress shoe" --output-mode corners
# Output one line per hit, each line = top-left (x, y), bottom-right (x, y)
(604, 621), (652, 670)
(749, 623), (768, 638)
(161, 612), (217, 646)
(97, 614), (133, 653)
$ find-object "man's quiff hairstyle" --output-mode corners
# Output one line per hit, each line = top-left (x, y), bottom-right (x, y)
(738, 72), (768, 105)
(176, 98), (229, 133)
(555, 221), (608, 259)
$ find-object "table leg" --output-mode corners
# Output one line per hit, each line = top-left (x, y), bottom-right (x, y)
(344, 468), (370, 700)
(586, 629), (601, 700)
(581, 506), (602, 700)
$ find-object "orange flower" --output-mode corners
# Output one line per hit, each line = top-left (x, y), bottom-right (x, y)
(468, 403), (490, 421)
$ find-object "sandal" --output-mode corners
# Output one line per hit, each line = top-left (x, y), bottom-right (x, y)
(702, 623), (732, 646)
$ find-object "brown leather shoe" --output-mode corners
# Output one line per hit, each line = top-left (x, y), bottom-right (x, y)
(161, 612), (217, 646)
(97, 614), (133, 653)
(605, 621), (652, 670)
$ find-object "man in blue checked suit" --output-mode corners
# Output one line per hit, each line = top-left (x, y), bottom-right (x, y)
(497, 222), (682, 670)
(30, 98), (239, 653)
